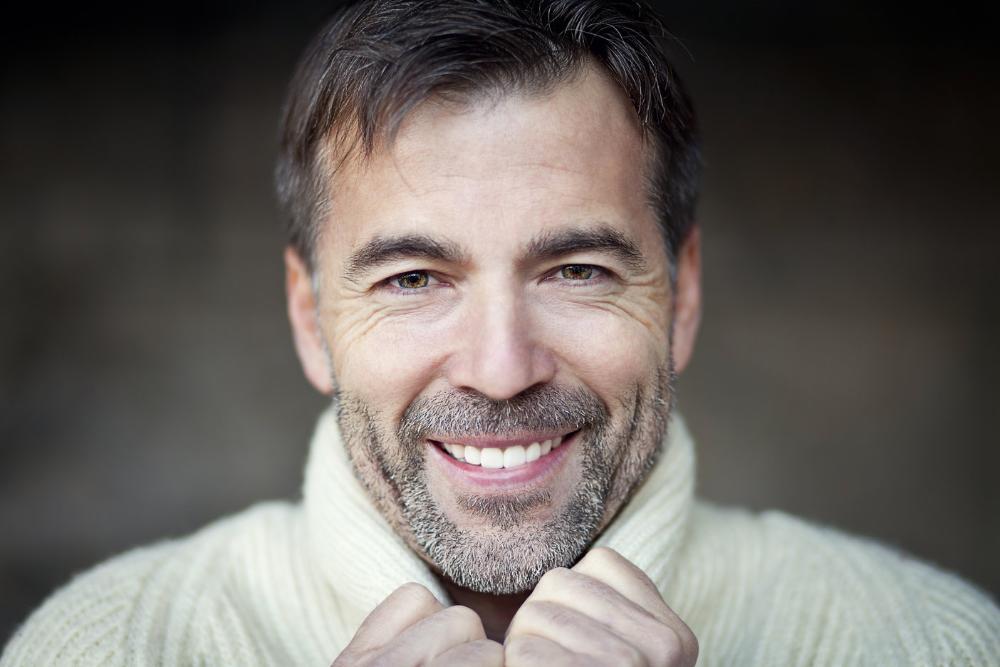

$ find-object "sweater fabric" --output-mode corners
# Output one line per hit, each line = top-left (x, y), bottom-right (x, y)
(3, 410), (999, 666)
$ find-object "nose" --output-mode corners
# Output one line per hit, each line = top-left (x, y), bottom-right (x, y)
(444, 288), (556, 401)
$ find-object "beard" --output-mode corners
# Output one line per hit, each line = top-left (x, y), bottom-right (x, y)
(333, 360), (675, 595)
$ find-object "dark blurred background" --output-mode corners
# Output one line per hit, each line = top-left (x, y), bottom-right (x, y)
(2, 0), (998, 644)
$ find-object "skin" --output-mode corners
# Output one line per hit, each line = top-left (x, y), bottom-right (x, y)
(287, 65), (702, 665)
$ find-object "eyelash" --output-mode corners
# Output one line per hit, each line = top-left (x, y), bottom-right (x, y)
(383, 271), (437, 292)
(553, 264), (606, 283)
(379, 265), (608, 294)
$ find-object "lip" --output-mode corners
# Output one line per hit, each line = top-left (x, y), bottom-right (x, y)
(427, 430), (573, 449)
(427, 430), (579, 489)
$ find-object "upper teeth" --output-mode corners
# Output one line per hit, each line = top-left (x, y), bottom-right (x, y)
(442, 436), (565, 469)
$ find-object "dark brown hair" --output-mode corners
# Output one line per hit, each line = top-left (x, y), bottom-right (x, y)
(276, 0), (700, 272)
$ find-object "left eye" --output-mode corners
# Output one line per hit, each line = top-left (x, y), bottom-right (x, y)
(392, 271), (431, 289)
(558, 264), (599, 280)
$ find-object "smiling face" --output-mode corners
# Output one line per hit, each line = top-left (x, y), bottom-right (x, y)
(286, 65), (702, 594)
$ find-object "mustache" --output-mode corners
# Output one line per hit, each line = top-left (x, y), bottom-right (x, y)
(397, 384), (608, 444)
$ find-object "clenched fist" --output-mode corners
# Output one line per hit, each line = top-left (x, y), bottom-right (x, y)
(504, 547), (698, 666)
(334, 549), (695, 666)
(331, 583), (503, 666)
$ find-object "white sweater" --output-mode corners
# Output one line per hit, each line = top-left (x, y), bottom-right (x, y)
(4, 410), (999, 666)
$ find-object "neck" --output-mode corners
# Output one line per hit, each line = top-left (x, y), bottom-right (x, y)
(440, 577), (529, 642)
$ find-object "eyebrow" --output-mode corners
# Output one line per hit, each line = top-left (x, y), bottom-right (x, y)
(342, 223), (647, 283)
(342, 233), (469, 283)
(524, 224), (648, 273)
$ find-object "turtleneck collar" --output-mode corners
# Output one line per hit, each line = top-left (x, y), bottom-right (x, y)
(302, 406), (696, 627)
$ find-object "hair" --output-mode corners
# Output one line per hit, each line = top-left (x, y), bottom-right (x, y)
(276, 0), (701, 275)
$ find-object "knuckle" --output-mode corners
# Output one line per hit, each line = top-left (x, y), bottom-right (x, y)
(443, 604), (485, 632)
(678, 625), (699, 664)
(394, 582), (438, 609)
(649, 625), (696, 666)
(650, 634), (681, 664)
(584, 546), (622, 566)
(509, 600), (564, 635)
(535, 566), (573, 593)
(395, 581), (431, 599)
(585, 546), (647, 578)
(511, 599), (542, 625)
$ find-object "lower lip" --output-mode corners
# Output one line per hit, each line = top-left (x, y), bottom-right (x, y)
(427, 431), (578, 489)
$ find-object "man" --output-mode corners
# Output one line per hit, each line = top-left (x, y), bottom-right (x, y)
(4, 1), (999, 665)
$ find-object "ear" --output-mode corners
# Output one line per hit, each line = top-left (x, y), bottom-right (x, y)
(671, 225), (702, 375)
(284, 246), (334, 394)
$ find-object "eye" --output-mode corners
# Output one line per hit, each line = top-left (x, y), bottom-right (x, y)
(558, 264), (601, 281)
(394, 271), (431, 289)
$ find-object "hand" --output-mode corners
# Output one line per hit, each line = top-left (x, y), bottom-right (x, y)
(332, 582), (503, 666)
(504, 547), (698, 666)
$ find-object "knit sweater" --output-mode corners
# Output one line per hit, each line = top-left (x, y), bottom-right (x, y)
(4, 410), (999, 666)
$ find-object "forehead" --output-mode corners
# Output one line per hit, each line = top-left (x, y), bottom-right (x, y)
(319, 65), (660, 269)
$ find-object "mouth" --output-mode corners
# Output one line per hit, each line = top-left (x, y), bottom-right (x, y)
(426, 429), (580, 488)
(433, 432), (571, 469)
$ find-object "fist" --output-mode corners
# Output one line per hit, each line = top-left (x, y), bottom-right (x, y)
(504, 547), (698, 666)
(332, 583), (503, 666)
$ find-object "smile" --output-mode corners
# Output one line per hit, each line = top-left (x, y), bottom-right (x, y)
(436, 434), (567, 469)
(427, 430), (580, 489)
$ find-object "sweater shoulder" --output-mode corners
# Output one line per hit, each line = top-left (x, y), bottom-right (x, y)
(757, 508), (1000, 664)
(682, 502), (1000, 666)
(1, 501), (300, 667)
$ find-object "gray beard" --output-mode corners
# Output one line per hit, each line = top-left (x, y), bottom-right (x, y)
(333, 362), (674, 595)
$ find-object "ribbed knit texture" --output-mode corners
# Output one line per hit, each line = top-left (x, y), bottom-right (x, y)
(4, 409), (999, 665)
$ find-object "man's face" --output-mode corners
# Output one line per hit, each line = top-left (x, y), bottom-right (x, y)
(296, 66), (696, 594)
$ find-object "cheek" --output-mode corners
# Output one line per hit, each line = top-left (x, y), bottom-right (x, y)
(331, 308), (453, 423)
(539, 304), (668, 407)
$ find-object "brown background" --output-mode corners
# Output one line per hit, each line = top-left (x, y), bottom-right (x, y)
(2, 0), (998, 644)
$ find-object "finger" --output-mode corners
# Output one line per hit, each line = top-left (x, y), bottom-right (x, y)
(506, 600), (645, 666)
(525, 567), (696, 666)
(428, 639), (504, 667)
(504, 634), (578, 667)
(350, 582), (443, 652)
(529, 567), (660, 639)
(573, 548), (698, 658)
(378, 605), (487, 665)
(572, 547), (673, 623)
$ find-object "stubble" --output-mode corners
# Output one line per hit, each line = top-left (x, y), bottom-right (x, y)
(334, 363), (674, 594)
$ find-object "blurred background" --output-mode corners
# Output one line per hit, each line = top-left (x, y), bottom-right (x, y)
(2, 0), (998, 643)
